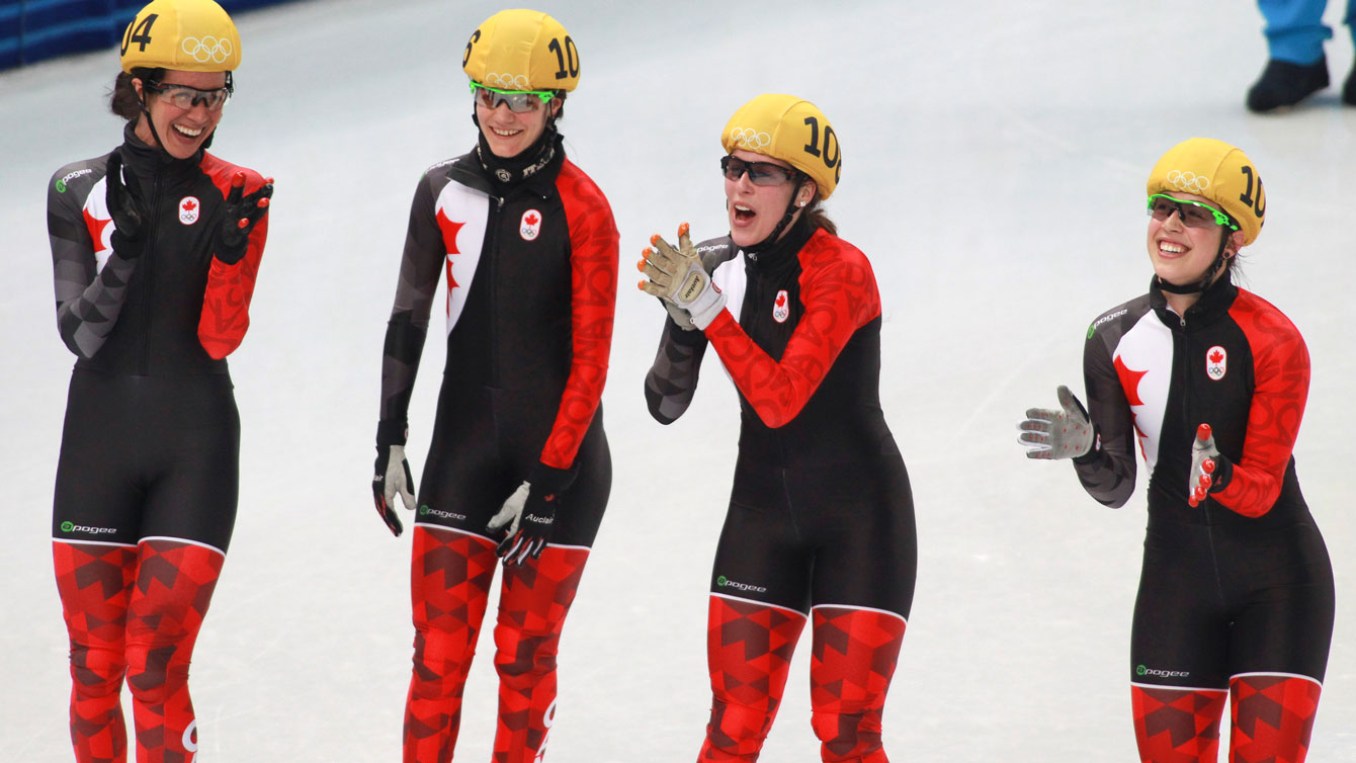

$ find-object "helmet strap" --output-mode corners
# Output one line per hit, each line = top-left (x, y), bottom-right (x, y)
(1155, 233), (1232, 295)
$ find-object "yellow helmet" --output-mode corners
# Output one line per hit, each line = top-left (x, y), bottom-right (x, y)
(721, 94), (841, 200)
(1147, 137), (1266, 245)
(119, 0), (241, 74)
(462, 9), (579, 92)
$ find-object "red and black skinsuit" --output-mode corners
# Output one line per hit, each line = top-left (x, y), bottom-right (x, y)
(47, 124), (268, 763)
(644, 217), (915, 762)
(1076, 276), (1334, 762)
(378, 131), (617, 762)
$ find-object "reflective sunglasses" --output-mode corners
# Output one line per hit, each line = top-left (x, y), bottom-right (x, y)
(1147, 193), (1239, 231)
(146, 81), (232, 111)
(720, 155), (799, 186)
(469, 81), (554, 113)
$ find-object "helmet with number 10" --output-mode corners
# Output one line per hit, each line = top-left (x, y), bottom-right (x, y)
(721, 94), (841, 200)
(1146, 137), (1266, 246)
(462, 9), (580, 92)
(119, 0), (241, 74)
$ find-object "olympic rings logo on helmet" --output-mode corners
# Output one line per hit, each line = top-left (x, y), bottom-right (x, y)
(1166, 169), (1210, 194)
(727, 127), (772, 150)
(482, 72), (532, 90)
(180, 35), (233, 64)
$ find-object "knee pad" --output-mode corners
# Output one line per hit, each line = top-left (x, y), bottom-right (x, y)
(702, 699), (776, 760)
(1131, 684), (1226, 762)
(1230, 674), (1322, 763)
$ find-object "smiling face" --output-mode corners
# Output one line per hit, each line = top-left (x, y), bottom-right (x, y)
(133, 70), (228, 160)
(1145, 192), (1239, 288)
(724, 149), (816, 248)
(475, 95), (559, 159)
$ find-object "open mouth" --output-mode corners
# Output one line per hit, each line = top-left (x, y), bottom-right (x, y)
(733, 204), (755, 223)
(172, 123), (204, 139)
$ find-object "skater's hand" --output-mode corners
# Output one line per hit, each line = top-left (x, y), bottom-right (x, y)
(487, 464), (574, 565)
(1018, 385), (1095, 460)
(1187, 424), (1233, 507)
(105, 149), (148, 259)
(638, 223), (725, 330)
(216, 172), (273, 265)
(372, 444), (416, 537)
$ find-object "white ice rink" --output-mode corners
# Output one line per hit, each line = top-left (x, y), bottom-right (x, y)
(2, 0), (1354, 760)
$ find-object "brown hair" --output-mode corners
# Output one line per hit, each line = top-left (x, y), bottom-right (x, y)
(800, 194), (837, 236)
(108, 68), (161, 121)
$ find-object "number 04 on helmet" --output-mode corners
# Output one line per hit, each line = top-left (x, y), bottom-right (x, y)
(120, 0), (242, 74)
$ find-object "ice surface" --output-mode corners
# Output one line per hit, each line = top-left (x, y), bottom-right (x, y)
(2, 0), (1353, 760)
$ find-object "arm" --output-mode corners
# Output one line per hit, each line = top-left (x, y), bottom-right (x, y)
(198, 168), (270, 359)
(704, 251), (877, 428)
(199, 166), (272, 359)
(50, 158), (140, 359)
(643, 314), (709, 424)
(536, 171), (619, 470)
(1208, 313), (1309, 517)
(1072, 327), (1138, 508)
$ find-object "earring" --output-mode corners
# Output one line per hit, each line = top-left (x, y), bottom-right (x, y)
(797, 200), (807, 208)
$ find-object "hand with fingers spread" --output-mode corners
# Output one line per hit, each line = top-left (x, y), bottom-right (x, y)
(1188, 424), (1233, 507)
(487, 463), (573, 566)
(216, 171), (273, 265)
(638, 223), (725, 330)
(1018, 385), (1096, 460)
(372, 444), (416, 537)
(105, 149), (148, 259)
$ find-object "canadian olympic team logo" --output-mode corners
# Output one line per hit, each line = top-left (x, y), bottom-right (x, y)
(772, 289), (790, 323)
(1206, 345), (1227, 381)
(181, 36), (233, 65)
(1166, 169), (1210, 194)
(484, 72), (530, 90)
(179, 196), (200, 225)
(520, 209), (542, 241)
(728, 126), (771, 150)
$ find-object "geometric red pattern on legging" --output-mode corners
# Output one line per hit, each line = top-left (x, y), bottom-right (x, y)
(1229, 675), (1322, 763)
(126, 539), (224, 763)
(699, 596), (808, 762)
(492, 545), (590, 763)
(809, 606), (906, 763)
(1131, 685), (1226, 763)
(54, 541), (137, 763)
(404, 527), (498, 763)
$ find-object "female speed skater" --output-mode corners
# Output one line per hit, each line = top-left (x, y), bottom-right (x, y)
(639, 94), (916, 762)
(370, 9), (618, 762)
(47, 0), (273, 760)
(1018, 137), (1335, 762)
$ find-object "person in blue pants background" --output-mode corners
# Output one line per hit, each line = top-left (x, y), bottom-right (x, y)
(1248, 0), (1356, 111)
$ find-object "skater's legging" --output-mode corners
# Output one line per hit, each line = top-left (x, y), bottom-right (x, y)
(52, 370), (238, 763)
(1129, 517), (1334, 762)
(404, 411), (610, 763)
(699, 460), (916, 762)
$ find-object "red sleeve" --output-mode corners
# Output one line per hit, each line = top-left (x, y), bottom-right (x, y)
(538, 160), (618, 469)
(705, 234), (880, 428)
(198, 155), (269, 359)
(1214, 291), (1309, 517)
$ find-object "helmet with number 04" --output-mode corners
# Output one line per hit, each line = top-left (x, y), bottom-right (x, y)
(722, 94), (841, 200)
(1146, 137), (1266, 245)
(119, 0), (241, 74)
(462, 9), (580, 92)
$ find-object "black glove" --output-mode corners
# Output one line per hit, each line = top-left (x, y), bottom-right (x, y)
(372, 444), (416, 537)
(216, 171), (273, 265)
(487, 463), (575, 565)
(105, 149), (147, 259)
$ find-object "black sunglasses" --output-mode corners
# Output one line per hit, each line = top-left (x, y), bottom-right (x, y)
(720, 155), (799, 186)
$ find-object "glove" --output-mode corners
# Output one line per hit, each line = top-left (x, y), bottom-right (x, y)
(1187, 424), (1233, 507)
(487, 463), (574, 565)
(639, 223), (726, 330)
(105, 149), (147, 259)
(216, 171), (274, 265)
(1018, 385), (1095, 459)
(372, 444), (416, 537)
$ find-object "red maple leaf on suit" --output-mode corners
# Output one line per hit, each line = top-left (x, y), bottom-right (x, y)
(1209, 349), (1224, 364)
(775, 293), (786, 307)
(525, 212), (539, 226)
(183, 199), (197, 212)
